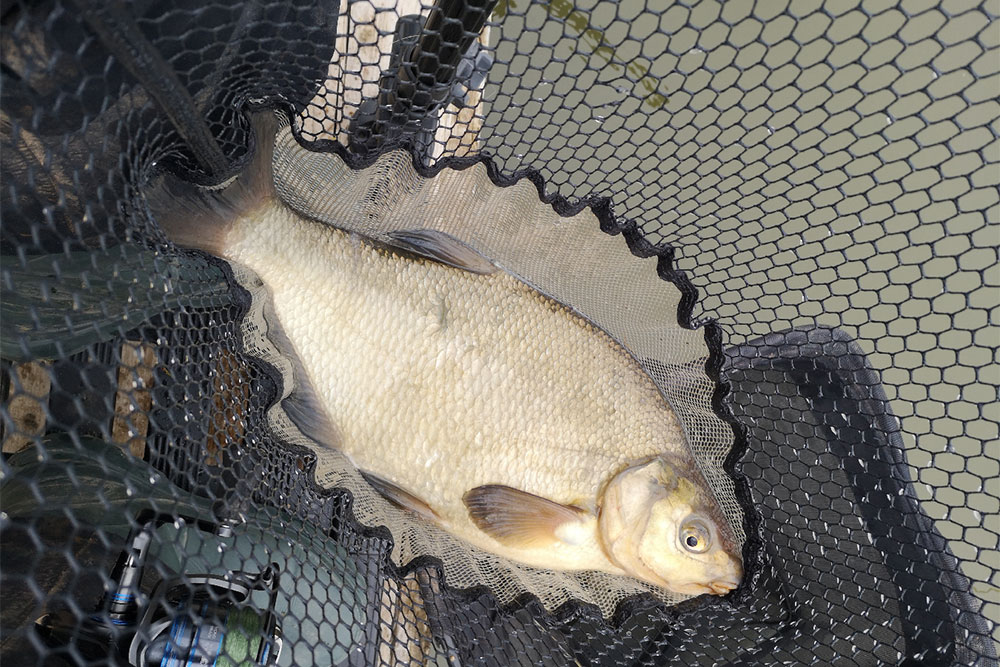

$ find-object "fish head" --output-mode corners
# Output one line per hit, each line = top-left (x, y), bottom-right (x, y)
(598, 455), (742, 596)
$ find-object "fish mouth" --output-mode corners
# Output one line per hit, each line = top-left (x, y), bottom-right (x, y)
(674, 580), (739, 596)
(709, 580), (739, 595)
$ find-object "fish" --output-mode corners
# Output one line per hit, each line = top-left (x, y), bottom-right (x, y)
(147, 111), (743, 597)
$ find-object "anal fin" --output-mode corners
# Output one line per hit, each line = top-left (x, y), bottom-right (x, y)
(463, 485), (591, 549)
(361, 471), (440, 523)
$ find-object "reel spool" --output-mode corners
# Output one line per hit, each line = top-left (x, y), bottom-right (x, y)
(35, 512), (283, 666)
(130, 570), (282, 667)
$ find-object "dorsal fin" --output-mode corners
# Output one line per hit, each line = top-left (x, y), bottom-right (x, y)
(385, 229), (497, 275)
(463, 485), (591, 548)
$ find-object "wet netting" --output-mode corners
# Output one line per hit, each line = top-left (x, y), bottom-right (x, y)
(1, 0), (997, 665)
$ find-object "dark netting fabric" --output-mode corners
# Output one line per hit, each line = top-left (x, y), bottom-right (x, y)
(1, 0), (997, 665)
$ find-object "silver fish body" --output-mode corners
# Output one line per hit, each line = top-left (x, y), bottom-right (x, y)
(150, 112), (743, 596)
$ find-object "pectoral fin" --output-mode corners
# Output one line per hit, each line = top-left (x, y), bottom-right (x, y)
(463, 485), (591, 548)
(361, 471), (440, 523)
(386, 229), (497, 275)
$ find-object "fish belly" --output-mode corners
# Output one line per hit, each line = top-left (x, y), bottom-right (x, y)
(224, 201), (688, 573)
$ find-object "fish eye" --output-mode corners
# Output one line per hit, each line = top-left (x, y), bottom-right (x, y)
(679, 517), (712, 554)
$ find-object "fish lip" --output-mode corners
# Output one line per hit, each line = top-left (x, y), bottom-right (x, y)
(676, 579), (740, 597)
(674, 582), (713, 596)
(709, 580), (739, 595)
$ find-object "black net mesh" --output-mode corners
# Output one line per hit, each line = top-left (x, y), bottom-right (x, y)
(1, 0), (997, 665)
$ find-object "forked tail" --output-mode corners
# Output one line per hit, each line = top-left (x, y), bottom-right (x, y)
(145, 111), (279, 256)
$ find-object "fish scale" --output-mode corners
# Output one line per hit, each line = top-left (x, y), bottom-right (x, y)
(226, 201), (678, 498)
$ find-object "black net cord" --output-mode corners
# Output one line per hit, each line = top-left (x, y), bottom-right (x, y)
(69, 0), (229, 177)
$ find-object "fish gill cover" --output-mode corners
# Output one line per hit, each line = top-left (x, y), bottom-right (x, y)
(1, 1), (997, 666)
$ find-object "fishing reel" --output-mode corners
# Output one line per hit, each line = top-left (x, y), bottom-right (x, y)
(35, 511), (283, 666)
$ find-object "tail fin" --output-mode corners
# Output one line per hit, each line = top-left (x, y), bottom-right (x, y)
(146, 111), (279, 256)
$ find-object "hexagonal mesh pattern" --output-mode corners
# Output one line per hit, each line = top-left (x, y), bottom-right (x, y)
(1, 0), (997, 665)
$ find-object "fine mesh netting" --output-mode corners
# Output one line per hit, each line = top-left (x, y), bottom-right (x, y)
(1, 1), (997, 666)
(266, 117), (742, 615)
